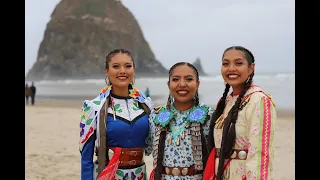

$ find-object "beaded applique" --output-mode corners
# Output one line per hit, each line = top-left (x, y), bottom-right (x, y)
(153, 108), (173, 127)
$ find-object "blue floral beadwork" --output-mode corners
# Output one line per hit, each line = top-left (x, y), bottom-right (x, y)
(158, 111), (171, 122)
(154, 108), (173, 127)
(189, 109), (205, 121)
(154, 106), (209, 127)
(187, 107), (208, 124)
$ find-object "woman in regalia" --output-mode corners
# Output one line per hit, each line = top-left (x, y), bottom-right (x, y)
(79, 49), (154, 180)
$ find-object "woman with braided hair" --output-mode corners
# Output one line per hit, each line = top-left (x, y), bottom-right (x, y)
(149, 62), (214, 180)
(79, 49), (154, 180)
(203, 46), (276, 180)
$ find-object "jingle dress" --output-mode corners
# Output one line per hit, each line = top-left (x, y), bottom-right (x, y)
(207, 85), (276, 180)
(150, 102), (214, 180)
(79, 85), (154, 180)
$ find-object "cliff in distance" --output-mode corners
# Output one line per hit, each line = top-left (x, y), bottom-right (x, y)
(192, 57), (208, 76)
(26, 0), (168, 80)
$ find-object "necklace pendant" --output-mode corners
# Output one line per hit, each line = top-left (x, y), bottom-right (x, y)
(169, 135), (172, 145)
(176, 136), (180, 146)
(181, 131), (185, 139)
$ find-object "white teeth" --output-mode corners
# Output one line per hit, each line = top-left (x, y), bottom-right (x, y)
(177, 91), (188, 95)
(117, 77), (127, 80)
(228, 75), (238, 79)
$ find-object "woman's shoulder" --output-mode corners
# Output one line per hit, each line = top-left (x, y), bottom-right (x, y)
(198, 103), (214, 114)
(243, 85), (276, 107)
(130, 86), (154, 110)
(198, 102), (214, 109)
(151, 104), (167, 115)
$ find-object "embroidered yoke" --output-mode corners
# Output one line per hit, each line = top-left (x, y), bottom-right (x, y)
(213, 85), (276, 180)
(150, 103), (214, 180)
(79, 86), (154, 180)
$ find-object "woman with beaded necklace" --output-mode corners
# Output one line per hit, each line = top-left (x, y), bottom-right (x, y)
(204, 46), (276, 180)
(79, 49), (154, 180)
(149, 62), (214, 180)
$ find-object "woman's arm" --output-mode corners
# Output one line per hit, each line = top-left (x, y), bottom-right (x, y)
(202, 106), (215, 142)
(81, 133), (96, 180)
(145, 107), (157, 156)
(79, 100), (98, 180)
(245, 95), (276, 180)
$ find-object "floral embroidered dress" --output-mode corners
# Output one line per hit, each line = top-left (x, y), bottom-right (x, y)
(213, 85), (276, 180)
(150, 103), (214, 180)
(79, 85), (154, 180)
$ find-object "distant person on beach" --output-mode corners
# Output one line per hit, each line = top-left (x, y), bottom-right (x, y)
(145, 87), (150, 97)
(79, 48), (154, 180)
(25, 83), (31, 105)
(30, 82), (36, 105)
(149, 62), (214, 180)
(204, 46), (277, 180)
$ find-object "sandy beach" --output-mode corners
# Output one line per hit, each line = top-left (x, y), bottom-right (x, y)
(25, 99), (295, 180)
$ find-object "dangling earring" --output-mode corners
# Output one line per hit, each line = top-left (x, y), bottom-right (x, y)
(246, 77), (250, 83)
(105, 75), (110, 85)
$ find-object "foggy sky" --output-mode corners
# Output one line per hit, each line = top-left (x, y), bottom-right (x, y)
(25, 0), (295, 76)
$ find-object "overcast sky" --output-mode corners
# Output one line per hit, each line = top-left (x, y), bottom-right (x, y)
(25, 0), (295, 75)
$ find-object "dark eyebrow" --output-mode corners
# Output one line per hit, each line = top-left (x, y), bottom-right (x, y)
(111, 62), (132, 65)
(184, 75), (194, 78)
(171, 75), (194, 78)
(222, 58), (244, 61)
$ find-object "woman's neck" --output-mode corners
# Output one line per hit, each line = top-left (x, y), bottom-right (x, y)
(231, 84), (245, 96)
(173, 101), (194, 113)
(111, 86), (129, 97)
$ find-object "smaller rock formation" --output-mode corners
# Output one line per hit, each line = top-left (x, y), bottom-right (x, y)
(192, 57), (207, 76)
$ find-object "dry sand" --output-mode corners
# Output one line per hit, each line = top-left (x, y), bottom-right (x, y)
(25, 99), (294, 180)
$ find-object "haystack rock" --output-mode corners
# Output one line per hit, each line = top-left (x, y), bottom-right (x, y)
(26, 0), (168, 80)
(192, 57), (207, 76)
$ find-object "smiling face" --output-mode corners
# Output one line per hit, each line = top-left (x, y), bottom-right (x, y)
(168, 64), (200, 104)
(221, 48), (254, 92)
(105, 53), (134, 88)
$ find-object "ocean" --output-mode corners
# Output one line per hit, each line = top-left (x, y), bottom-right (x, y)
(27, 72), (295, 110)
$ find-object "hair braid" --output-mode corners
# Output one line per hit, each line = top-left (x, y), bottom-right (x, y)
(208, 84), (230, 150)
(166, 94), (171, 109)
(194, 90), (200, 106)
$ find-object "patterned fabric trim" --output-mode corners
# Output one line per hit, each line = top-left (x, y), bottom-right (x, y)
(257, 96), (272, 179)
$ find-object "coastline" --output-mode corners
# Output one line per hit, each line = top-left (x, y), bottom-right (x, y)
(32, 98), (294, 118)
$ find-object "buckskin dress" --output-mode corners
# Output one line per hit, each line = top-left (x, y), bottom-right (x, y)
(79, 85), (153, 180)
(212, 85), (276, 180)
